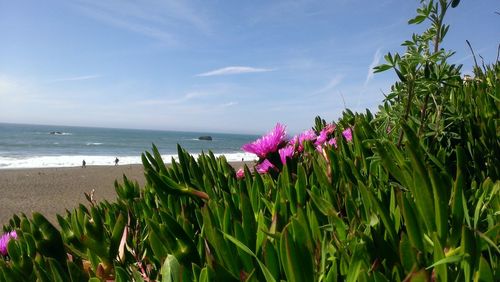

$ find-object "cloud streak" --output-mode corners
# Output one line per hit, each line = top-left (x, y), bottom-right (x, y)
(136, 90), (224, 106)
(196, 66), (274, 77)
(365, 48), (382, 85)
(310, 75), (343, 96)
(51, 75), (101, 82)
(72, 0), (211, 44)
(220, 101), (238, 107)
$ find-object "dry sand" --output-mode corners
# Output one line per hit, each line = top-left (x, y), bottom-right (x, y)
(0, 161), (251, 227)
(0, 165), (146, 226)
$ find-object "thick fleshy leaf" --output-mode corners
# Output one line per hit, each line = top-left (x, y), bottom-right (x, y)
(223, 233), (276, 282)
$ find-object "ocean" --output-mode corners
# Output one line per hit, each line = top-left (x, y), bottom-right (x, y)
(0, 123), (259, 169)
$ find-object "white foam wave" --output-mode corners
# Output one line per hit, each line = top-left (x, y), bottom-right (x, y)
(86, 142), (103, 146)
(0, 152), (257, 169)
(49, 132), (72, 136)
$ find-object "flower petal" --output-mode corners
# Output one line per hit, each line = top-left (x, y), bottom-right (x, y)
(255, 159), (275, 174)
(242, 123), (288, 158)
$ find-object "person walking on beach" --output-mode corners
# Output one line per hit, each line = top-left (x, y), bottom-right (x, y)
(114, 157), (119, 166)
(82, 160), (86, 168)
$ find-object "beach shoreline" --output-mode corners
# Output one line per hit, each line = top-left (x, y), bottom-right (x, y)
(0, 161), (253, 226)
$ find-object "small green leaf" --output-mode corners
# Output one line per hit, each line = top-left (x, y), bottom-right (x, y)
(474, 256), (494, 282)
(426, 254), (463, 269)
(373, 64), (393, 73)
(476, 230), (500, 255)
(395, 68), (407, 82)
(309, 186), (337, 216)
(408, 15), (426, 24)
(161, 255), (181, 282)
(115, 266), (130, 282)
(432, 233), (447, 282)
(399, 234), (417, 272)
(295, 164), (307, 206)
(346, 244), (364, 282)
(223, 233), (276, 282)
(401, 194), (424, 252)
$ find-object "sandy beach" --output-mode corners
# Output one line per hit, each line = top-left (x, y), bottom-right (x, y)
(0, 161), (252, 227)
(0, 164), (147, 226)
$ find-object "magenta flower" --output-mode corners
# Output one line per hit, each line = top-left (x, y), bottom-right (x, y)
(315, 144), (323, 153)
(342, 127), (353, 142)
(279, 145), (295, 165)
(255, 159), (275, 174)
(236, 168), (245, 179)
(0, 230), (17, 256)
(242, 123), (287, 158)
(315, 124), (335, 146)
(291, 129), (317, 152)
(300, 129), (317, 142)
(328, 138), (338, 148)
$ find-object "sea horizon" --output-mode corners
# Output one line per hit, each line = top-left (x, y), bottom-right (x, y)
(0, 122), (259, 169)
(0, 121), (257, 136)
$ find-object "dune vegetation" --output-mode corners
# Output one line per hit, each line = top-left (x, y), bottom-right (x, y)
(1, 0), (499, 281)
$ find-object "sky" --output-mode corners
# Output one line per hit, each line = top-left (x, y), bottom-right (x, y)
(0, 0), (498, 135)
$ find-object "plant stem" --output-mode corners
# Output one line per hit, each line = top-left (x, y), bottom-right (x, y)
(398, 80), (414, 146)
(419, 1), (446, 138)
(418, 92), (431, 137)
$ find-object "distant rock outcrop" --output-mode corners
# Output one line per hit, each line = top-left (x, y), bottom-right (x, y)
(198, 136), (213, 141)
(50, 131), (63, 135)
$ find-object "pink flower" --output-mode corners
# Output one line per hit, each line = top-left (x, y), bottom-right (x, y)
(315, 124), (335, 146)
(255, 159), (275, 174)
(328, 138), (337, 148)
(316, 144), (323, 153)
(0, 230), (17, 256)
(342, 127), (353, 142)
(278, 145), (295, 165)
(236, 168), (245, 179)
(242, 123), (287, 158)
(291, 129), (316, 152)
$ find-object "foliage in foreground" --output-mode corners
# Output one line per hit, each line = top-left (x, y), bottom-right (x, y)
(1, 66), (498, 282)
(1, 0), (499, 281)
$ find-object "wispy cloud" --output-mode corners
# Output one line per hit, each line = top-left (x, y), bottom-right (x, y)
(453, 47), (489, 64)
(196, 66), (274, 77)
(72, 0), (211, 44)
(220, 101), (238, 107)
(50, 75), (101, 82)
(310, 75), (343, 96)
(136, 90), (223, 106)
(365, 48), (382, 85)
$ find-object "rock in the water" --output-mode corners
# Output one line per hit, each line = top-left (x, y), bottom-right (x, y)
(198, 136), (213, 141)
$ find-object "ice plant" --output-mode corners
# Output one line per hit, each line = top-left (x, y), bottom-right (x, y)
(236, 168), (245, 179)
(255, 159), (275, 174)
(328, 138), (338, 148)
(342, 127), (353, 142)
(0, 230), (17, 256)
(315, 124), (335, 146)
(242, 123), (287, 158)
(291, 129), (317, 152)
(278, 145), (295, 165)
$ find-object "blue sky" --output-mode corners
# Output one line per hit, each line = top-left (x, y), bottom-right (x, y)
(0, 0), (498, 134)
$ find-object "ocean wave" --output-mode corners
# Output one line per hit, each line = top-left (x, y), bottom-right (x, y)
(86, 142), (103, 146)
(0, 152), (257, 169)
(49, 131), (72, 136)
